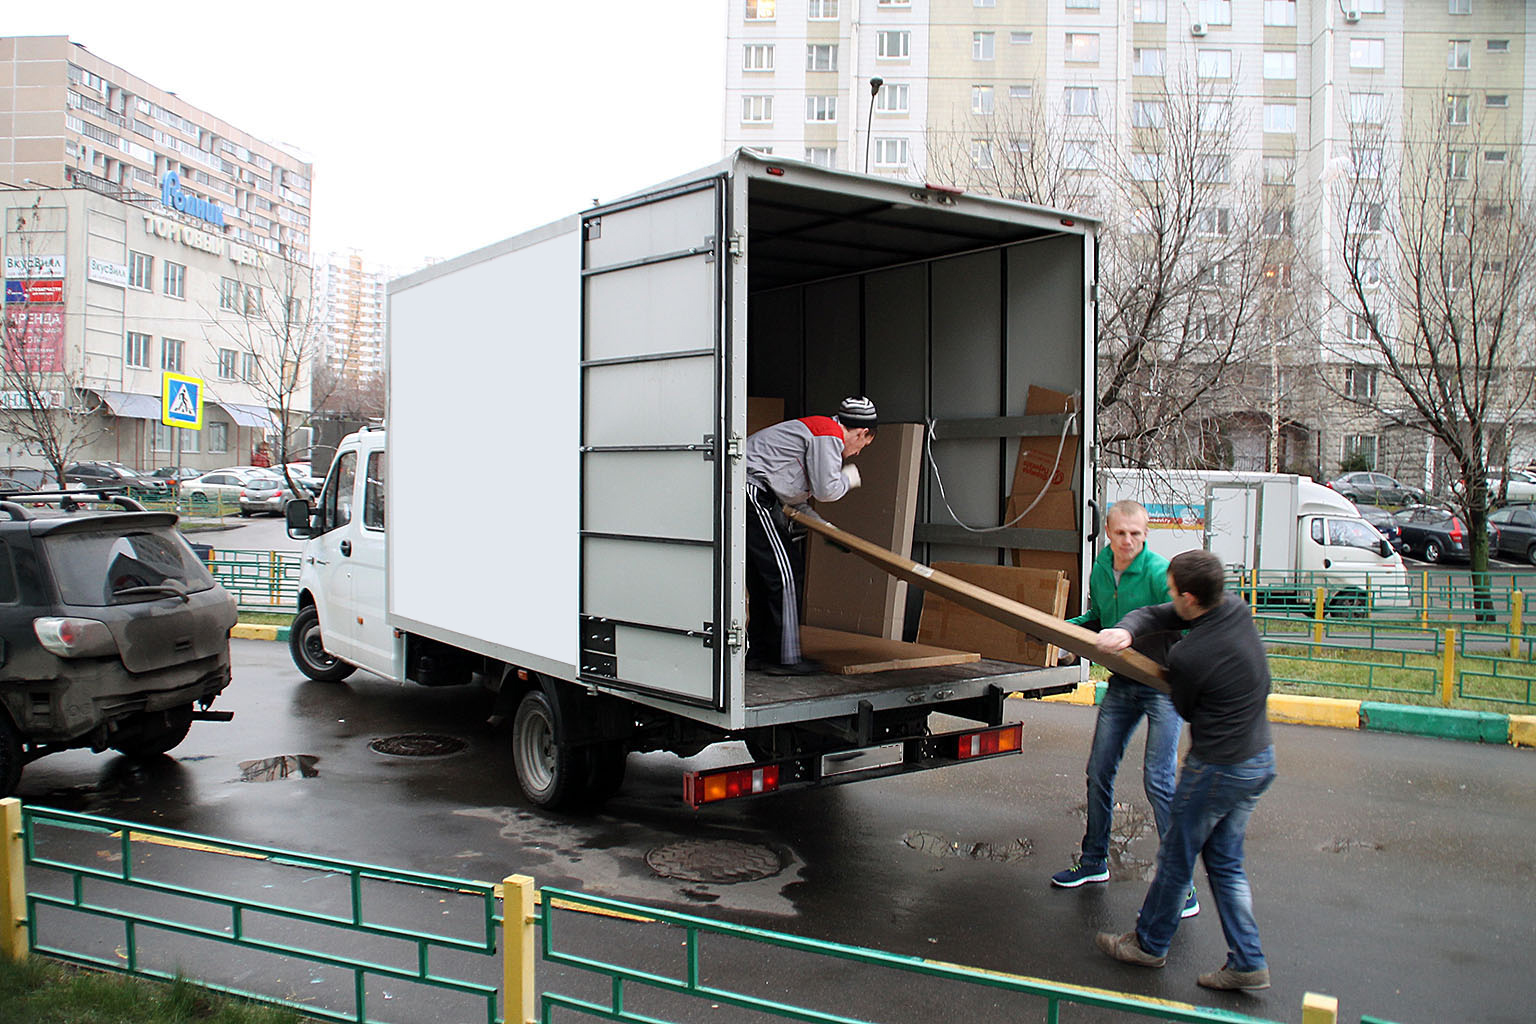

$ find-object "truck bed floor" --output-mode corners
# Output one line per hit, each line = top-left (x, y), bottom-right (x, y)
(744, 659), (1068, 710)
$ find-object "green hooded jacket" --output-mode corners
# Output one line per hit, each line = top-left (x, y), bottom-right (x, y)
(1067, 543), (1172, 658)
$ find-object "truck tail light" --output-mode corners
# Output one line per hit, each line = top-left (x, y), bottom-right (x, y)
(956, 723), (1023, 760)
(684, 764), (780, 806)
(34, 617), (118, 658)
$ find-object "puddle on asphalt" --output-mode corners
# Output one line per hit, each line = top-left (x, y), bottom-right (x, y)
(1320, 837), (1384, 853)
(902, 830), (1033, 863)
(238, 755), (319, 782)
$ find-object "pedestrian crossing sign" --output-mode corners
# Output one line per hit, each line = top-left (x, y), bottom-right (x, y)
(161, 372), (204, 430)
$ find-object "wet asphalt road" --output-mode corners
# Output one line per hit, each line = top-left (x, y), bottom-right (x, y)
(14, 639), (1536, 1024)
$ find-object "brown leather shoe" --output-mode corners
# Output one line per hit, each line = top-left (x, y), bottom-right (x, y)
(1198, 965), (1271, 991)
(1094, 931), (1166, 968)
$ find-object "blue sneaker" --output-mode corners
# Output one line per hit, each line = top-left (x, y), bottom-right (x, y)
(1051, 859), (1109, 888)
(1181, 887), (1200, 919)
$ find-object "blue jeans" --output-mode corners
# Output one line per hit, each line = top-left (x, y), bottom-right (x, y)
(1080, 678), (1181, 868)
(1136, 746), (1277, 970)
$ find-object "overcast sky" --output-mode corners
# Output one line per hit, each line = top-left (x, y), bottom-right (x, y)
(8, 2), (728, 272)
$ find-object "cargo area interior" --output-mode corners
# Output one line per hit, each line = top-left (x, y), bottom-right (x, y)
(738, 172), (1088, 707)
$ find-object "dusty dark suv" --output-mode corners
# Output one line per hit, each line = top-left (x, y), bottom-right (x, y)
(0, 492), (238, 795)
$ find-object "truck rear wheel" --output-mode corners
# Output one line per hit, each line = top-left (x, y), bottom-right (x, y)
(111, 704), (194, 758)
(290, 605), (356, 683)
(0, 712), (22, 797)
(512, 689), (586, 810)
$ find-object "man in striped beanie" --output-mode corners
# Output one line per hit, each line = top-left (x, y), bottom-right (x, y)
(743, 397), (878, 675)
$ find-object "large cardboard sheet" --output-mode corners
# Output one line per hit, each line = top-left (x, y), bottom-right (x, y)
(788, 506), (1168, 691)
(918, 562), (1069, 666)
(799, 626), (979, 674)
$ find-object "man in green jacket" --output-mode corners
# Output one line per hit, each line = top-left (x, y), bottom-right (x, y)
(1051, 500), (1196, 919)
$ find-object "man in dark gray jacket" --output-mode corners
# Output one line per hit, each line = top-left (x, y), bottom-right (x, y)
(1091, 549), (1277, 992)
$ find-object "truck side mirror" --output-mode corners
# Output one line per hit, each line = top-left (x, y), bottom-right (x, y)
(286, 498), (316, 539)
(1379, 539), (1391, 558)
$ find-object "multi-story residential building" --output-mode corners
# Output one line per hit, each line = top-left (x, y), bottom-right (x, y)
(318, 250), (387, 401)
(724, 1), (1536, 488)
(0, 36), (315, 473)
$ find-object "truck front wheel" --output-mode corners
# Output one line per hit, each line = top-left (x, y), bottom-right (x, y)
(512, 689), (586, 810)
(290, 606), (356, 683)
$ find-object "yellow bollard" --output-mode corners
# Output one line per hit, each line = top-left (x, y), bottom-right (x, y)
(1512, 591), (1525, 660)
(1419, 571), (1429, 627)
(0, 797), (26, 962)
(1302, 992), (1339, 1024)
(502, 874), (537, 1024)
(1442, 627), (1456, 707)
(1313, 586), (1326, 643)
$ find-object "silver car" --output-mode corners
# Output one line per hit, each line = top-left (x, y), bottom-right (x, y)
(237, 472), (300, 517)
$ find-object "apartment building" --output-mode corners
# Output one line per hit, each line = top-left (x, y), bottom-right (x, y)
(724, 0), (1536, 484)
(318, 250), (387, 399)
(0, 35), (315, 473)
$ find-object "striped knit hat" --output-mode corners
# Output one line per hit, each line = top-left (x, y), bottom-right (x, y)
(836, 396), (878, 428)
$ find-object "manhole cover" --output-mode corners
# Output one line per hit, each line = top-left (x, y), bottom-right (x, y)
(368, 734), (468, 758)
(646, 840), (784, 884)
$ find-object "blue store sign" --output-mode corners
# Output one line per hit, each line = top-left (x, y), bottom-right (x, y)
(159, 171), (226, 228)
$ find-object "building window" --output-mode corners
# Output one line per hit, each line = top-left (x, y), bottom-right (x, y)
(1448, 150), (1469, 178)
(1263, 156), (1293, 184)
(1008, 85), (1033, 101)
(1347, 314), (1374, 341)
(974, 0), (995, 6)
(1198, 49), (1233, 78)
(128, 251), (152, 291)
(152, 421), (172, 453)
(244, 284), (263, 318)
(1064, 87), (1099, 117)
(1134, 0), (1167, 22)
(1130, 153), (1163, 181)
(125, 331), (150, 368)
(1447, 39), (1470, 69)
(1132, 48), (1165, 76)
(1485, 93), (1508, 108)
(1348, 202), (1384, 234)
(1196, 155), (1231, 183)
(208, 421), (229, 454)
(806, 44), (838, 71)
(218, 348), (237, 379)
(876, 83), (910, 112)
(1485, 150), (1507, 164)
(1264, 0), (1296, 26)
(1446, 94), (1470, 124)
(1350, 39), (1385, 69)
(1010, 31), (1033, 44)
(971, 86), (994, 115)
(806, 96), (838, 122)
(1263, 51), (1296, 79)
(1132, 100), (1165, 127)
(241, 352), (259, 382)
(1262, 208), (1293, 237)
(970, 140), (994, 169)
(162, 260), (185, 299)
(219, 277), (240, 311)
(1263, 263), (1293, 289)
(973, 32), (995, 60)
(161, 337), (184, 372)
(873, 137), (910, 167)
(1196, 208), (1231, 235)
(1200, 0), (1233, 24)
(1357, 0), (1385, 10)
(1349, 92), (1385, 124)
(1344, 434), (1379, 468)
(1264, 103), (1296, 133)
(745, 0), (775, 20)
(1448, 0), (1469, 11)
(806, 147), (836, 167)
(1065, 33), (1100, 63)
(1065, 0), (1099, 7)
(1352, 146), (1383, 178)
(1064, 140), (1096, 171)
(1198, 100), (1231, 130)
(1487, 39), (1509, 52)
(807, 0), (838, 18)
(876, 0), (909, 6)
(742, 95), (773, 123)
(743, 44), (774, 71)
(878, 31), (910, 59)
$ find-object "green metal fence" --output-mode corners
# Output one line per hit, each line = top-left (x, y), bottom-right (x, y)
(200, 547), (302, 612)
(0, 800), (1362, 1024)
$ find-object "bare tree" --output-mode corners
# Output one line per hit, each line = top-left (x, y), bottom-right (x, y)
(0, 199), (105, 484)
(1324, 96), (1536, 577)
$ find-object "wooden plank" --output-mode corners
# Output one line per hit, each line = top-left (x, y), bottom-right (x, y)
(787, 505), (1169, 691)
(799, 625), (980, 675)
(803, 422), (924, 640)
(918, 563), (1069, 666)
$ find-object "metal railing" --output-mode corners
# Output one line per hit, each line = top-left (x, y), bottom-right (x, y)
(202, 547), (301, 611)
(0, 800), (1363, 1024)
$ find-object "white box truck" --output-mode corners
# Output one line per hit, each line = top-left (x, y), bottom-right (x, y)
(1099, 468), (1407, 611)
(286, 151), (1100, 808)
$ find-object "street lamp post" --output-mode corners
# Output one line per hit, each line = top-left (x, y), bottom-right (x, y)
(864, 77), (884, 173)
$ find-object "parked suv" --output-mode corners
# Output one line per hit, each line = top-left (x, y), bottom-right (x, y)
(64, 461), (172, 499)
(0, 491), (238, 796)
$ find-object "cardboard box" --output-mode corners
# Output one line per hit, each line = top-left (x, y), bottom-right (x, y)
(918, 562), (1070, 666)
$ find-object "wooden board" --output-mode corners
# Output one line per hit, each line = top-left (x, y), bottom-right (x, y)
(917, 563), (1069, 667)
(788, 505), (1168, 691)
(798, 625), (980, 675)
(803, 422), (925, 640)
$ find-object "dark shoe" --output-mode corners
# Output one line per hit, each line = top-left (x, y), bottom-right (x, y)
(1181, 886), (1200, 919)
(764, 659), (823, 676)
(1198, 965), (1271, 991)
(1095, 931), (1166, 968)
(1051, 859), (1109, 888)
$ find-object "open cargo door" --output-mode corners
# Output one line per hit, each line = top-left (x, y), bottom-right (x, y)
(578, 178), (731, 708)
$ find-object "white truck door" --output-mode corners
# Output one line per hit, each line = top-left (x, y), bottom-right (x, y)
(1206, 484), (1261, 572)
(313, 450), (359, 663)
(347, 445), (394, 672)
(578, 178), (730, 708)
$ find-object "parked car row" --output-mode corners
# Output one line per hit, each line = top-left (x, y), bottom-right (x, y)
(0, 462), (320, 518)
(1352, 497), (1536, 566)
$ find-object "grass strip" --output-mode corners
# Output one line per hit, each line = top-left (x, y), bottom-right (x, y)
(0, 957), (314, 1024)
